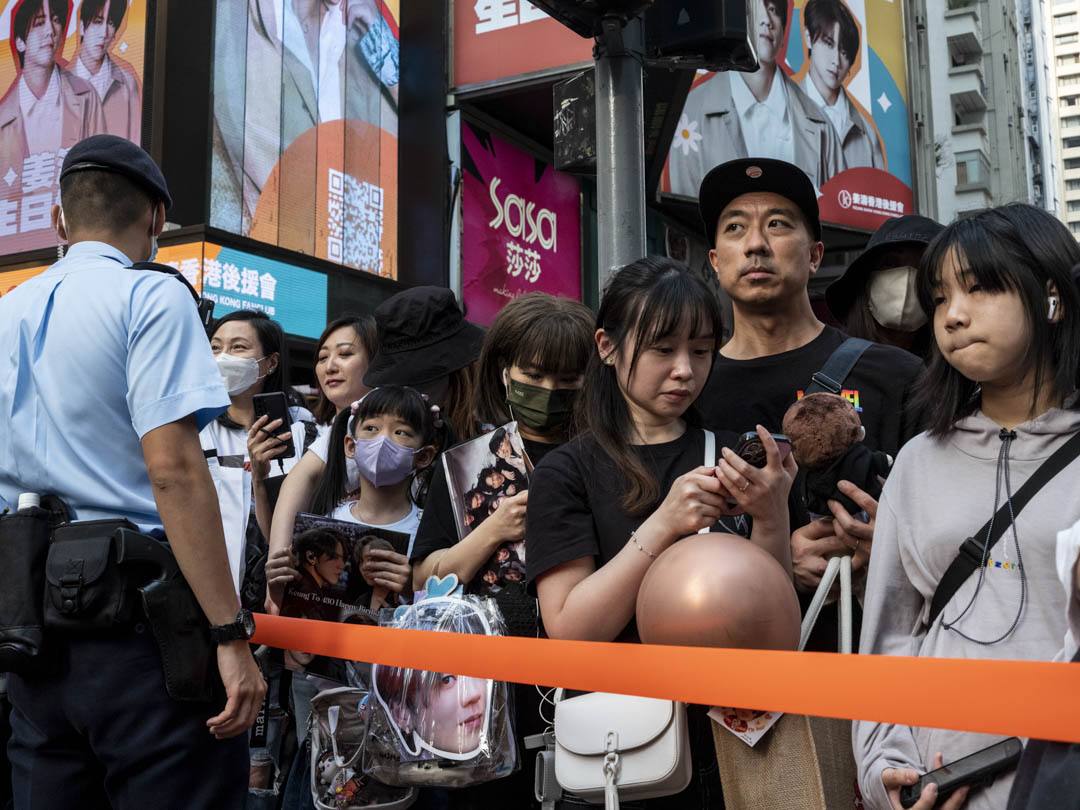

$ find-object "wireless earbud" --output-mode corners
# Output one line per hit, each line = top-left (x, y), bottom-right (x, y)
(1048, 296), (1058, 321)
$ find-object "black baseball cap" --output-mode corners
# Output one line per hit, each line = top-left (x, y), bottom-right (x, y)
(698, 158), (821, 243)
(825, 215), (944, 322)
(59, 135), (172, 209)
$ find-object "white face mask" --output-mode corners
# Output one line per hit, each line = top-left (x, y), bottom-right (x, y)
(215, 353), (264, 395)
(867, 265), (927, 332)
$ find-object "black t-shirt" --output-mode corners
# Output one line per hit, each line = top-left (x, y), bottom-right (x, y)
(525, 427), (744, 642)
(699, 325), (923, 650)
(699, 325), (923, 459)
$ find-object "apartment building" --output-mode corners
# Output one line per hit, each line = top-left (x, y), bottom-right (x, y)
(1051, 0), (1080, 236)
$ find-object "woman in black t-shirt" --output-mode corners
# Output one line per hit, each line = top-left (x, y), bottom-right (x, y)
(525, 257), (797, 809)
(409, 292), (595, 810)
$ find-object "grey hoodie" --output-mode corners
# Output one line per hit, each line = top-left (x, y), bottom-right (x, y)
(854, 405), (1080, 810)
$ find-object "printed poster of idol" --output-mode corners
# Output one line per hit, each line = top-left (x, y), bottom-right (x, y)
(662, 0), (914, 231)
(460, 121), (582, 327)
(0, 0), (146, 255)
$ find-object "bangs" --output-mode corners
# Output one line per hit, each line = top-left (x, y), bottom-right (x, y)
(917, 215), (1026, 313)
(354, 386), (426, 432)
(512, 314), (594, 375)
(629, 271), (720, 354)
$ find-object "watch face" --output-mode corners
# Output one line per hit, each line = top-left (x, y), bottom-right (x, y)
(240, 609), (256, 638)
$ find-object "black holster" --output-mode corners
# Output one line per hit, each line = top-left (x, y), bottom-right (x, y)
(42, 520), (219, 702)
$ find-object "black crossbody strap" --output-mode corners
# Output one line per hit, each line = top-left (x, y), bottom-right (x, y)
(927, 430), (1080, 628)
(804, 337), (872, 395)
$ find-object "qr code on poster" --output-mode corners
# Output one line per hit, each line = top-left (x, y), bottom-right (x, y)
(327, 168), (385, 274)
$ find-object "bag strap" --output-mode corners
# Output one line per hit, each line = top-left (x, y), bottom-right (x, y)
(803, 337), (872, 396)
(799, 555), (853, 653)
(699, 430), (716, 536)
(927, 430), (1080, 628)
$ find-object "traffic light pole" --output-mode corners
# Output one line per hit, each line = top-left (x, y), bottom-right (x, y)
(595, 18), (646, 291)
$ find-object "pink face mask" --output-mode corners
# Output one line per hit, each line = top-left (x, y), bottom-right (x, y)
(350, 435), (419, 488)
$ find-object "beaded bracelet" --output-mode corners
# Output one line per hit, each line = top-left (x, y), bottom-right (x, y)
(631, 530), (657, 559)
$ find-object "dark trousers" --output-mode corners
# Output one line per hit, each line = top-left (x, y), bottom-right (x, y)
(7, 623), (247, 810)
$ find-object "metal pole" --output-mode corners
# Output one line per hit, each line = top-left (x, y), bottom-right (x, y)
(595, 18), (646, 292)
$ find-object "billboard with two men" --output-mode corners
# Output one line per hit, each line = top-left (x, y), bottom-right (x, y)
(0, 0), (145, 255)
(663, 0), (913, 233)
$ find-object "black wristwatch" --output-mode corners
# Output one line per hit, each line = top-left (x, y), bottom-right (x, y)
(209, 609), (256, 644)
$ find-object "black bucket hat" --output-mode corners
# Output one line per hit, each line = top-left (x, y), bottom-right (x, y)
(363, 287), (485, 387)
(825, 215), (944, 322)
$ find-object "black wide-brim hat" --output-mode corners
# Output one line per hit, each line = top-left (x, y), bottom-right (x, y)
(363, 286), (485, 387)
(698, 158), (821, 243)
(825, 215), (944, 322)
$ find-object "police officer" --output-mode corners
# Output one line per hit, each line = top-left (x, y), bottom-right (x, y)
(0, 135), (265, 808)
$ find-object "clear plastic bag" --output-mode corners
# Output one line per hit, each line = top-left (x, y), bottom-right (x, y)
(364, 593), (517, 787)
(309, 686), (416, 809)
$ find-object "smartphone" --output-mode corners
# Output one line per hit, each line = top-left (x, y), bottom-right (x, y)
(899, 738), (1022, 808)
(252, 392), (295, 460)
(732, 431), (792, 468)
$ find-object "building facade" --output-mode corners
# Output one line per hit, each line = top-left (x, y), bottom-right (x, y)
(911, 0), (1059, 222)
(1050, 0), (1080, 237)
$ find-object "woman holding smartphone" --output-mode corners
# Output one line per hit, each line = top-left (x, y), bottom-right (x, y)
(526, 257), (797, 807)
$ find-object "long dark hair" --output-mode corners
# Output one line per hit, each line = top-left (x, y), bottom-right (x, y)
(913, 204), (1080, 437)
(312, 314), (379, 425)
(310, 385), (456, 516)
(209, 310), (287, 430)
(580, 256), (724, 515)
(464, 292), (595, 438)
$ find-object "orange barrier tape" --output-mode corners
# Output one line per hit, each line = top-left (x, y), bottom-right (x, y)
(253, 613), (1080, 744)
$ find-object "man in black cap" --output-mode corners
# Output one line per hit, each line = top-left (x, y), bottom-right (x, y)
(0, 134), (264, 808)
(825, 215), (944, 357)
(696, 158), (923, 647)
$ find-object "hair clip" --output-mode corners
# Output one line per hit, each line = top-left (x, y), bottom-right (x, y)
(430, 403), (444, 429)
(421, 393), (430, 402)
(349, 399), (363, 415)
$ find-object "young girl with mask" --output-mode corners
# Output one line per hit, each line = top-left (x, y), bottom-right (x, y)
(411, 293), (594, 592)
(526, 257), (797, 809)
(854, 204), (1080, 810)
(408, 293), (593, 810)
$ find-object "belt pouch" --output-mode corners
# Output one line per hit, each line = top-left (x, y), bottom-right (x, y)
(139, 575), (218, 703)
(0, 507), (52, 673)
(45, 525), (136, 631)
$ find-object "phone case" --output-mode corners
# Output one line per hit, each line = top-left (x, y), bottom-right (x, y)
(899, 738), (1022, 808)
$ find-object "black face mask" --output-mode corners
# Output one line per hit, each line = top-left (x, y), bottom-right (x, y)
(505, 377), (578, 432)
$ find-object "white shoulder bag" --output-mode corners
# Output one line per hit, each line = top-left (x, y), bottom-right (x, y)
(551, 430), (716, 809)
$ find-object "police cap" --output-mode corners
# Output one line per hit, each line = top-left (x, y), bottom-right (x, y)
(59, 135), (172, 210)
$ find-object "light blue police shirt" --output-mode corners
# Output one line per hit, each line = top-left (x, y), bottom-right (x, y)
(0, 241), (230, 529)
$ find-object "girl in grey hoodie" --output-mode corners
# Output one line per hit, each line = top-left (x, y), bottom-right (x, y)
(854, 204), (1080, 810)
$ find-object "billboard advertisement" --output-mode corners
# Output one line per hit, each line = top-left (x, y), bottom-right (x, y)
(662, 0), (912, 232)
(0, 0), (146, 256)
(461, 122), (580, 327)
(453, 0), (592, 89)
(210, 0), (398, 279)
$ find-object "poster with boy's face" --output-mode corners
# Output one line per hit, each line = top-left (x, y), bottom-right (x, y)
(0, 0), (146, 257)
(371, 597), (495, 762)
(280, 512), (409, 681)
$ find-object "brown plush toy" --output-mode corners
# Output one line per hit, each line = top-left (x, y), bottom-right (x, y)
(781, 393), (891, 515)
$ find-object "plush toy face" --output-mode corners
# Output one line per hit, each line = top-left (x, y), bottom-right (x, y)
(781, 393), (864, 470)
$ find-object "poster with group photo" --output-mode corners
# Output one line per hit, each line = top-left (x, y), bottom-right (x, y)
(663, 0), (913, 231)
(210, 0), (399, 278)
(0, 0), (146, 256)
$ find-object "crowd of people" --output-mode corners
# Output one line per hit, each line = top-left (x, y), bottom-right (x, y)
(2, 135), (1080, 810)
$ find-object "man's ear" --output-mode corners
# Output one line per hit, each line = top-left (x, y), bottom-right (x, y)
(808, 241), (825, 277)
(15, 37), (25, 56)
(803, 29), (812, 53)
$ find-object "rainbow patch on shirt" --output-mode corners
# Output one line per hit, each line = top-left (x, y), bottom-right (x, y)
(986, 556), (1021, 571)
(796, 389), (863, 412)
